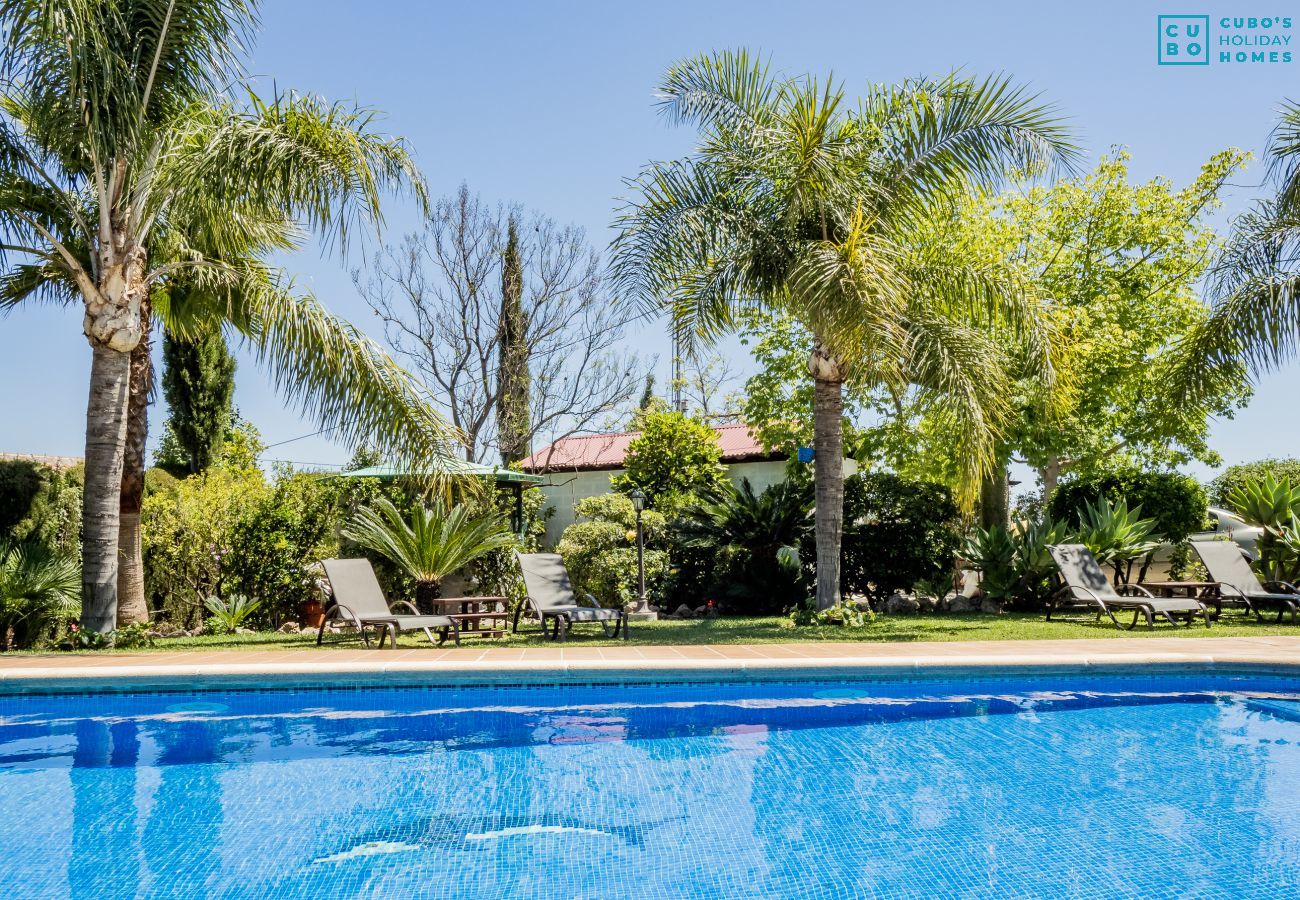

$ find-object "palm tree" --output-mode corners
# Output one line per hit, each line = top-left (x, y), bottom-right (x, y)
(0, 1), (456, 631)
(611, 51), (1076, 609)
(1169, 101), (1300, 405)
(0, 541), (80, 650)
(342, 498), (517, 613)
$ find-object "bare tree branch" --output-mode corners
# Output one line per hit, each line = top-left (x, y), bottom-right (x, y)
(355, 184), (645, 463)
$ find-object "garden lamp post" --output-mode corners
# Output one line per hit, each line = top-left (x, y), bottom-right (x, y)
(629, 488), (654, 619)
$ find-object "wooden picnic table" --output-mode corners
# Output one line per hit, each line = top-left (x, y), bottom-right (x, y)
(427, 596), (510, 638)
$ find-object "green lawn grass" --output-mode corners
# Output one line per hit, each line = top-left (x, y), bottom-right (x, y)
(40, 611), (1296, 654)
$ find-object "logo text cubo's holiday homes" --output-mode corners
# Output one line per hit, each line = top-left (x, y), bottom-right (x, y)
(1159, 14), (1293, 65)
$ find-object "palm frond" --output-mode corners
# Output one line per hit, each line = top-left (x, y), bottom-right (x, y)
(215, 264), (462, 472)
(656, 48), (779, 136)
(159, 89), (427, 255)
(866, 72), (1079, 224)
(342, 498), (515, 585)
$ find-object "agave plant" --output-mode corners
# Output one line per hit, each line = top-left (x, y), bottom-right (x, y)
(1074, 497), (1163, 583)
(343, 498), (517, 612)
(675, 478), (813, 614)
(0, 542), (80, 650)
(1009, 513), (1076, 605)
(1227, 476), (1300, 582)
(1226, 475), (1300, 531)
(962, 525), (1018, 602)
(203, 594), (263, 635)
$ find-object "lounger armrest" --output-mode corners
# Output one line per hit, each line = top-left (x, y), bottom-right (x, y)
(580, 592), (604, 609)
(323, 602), (365, 629)
(1055, 584), (1107, 605)
(390, 600), (422, 616)
(1263, 580), (1300, 595)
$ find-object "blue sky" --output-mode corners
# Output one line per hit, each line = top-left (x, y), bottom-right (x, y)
(1, 1), (1297, 482)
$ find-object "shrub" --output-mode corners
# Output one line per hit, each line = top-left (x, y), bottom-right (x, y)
(675, 478), (812, 614)
(836, 473), (962, 604)
(142, 464), (267, 627)
(611, 411), (728, 510)
(224, 472), (345, 625)
(1210, 458), (1300, 507)
(556, 494), (669, 608)
(456, 484), (549, 602)
(203, 594), (263, 635)
(0, 460), (82, 557)
(0, 540), (80, 650)
(1049, 470), (1206, 544)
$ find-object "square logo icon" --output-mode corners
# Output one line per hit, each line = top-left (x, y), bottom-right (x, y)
(1158, 15), (1211, 65)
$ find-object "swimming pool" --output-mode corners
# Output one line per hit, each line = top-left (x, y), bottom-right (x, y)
(2, 670), (1299, 899)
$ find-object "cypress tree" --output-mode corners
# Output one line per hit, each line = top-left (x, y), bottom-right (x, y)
(159, 327), (237, 476)
(497, 217), (531, 464)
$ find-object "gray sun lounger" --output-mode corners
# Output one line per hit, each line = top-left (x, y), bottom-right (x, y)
(1047, 544), (1210, 630)
(318, 558), (460, 649)
(513, 552), (628, 642)
(1192, 541), (1299, 624)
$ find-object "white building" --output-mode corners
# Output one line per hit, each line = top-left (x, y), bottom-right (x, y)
(518, 424), (791, 547)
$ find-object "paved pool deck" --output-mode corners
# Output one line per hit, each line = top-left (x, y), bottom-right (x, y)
(1, 635), (1298, 691)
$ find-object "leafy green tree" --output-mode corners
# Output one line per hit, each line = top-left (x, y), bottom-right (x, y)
(611, 50), (1074, 608)
(496, 216), (531, 464)
(157, 325), (236, 476)
(611, 410), (728, 509)
(956, 151), (1252, 497)
(1049, 470), (1207, 545)
(0, 1), (451, 630)
(1210, 458), (1300, 506)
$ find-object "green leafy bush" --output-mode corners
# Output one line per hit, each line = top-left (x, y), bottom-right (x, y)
(1049, 470), (1206, 544)
(1210, 458), (1300, 507)
(457, 485), (549, 602)
(966, 499), (1166, 609)
(142, 464), (268, 627)
(1072, 496), (1163, 583)
(675, 478), (812, 614)
(611, 411), (728, 511)
(836, 473), (962, 604)
(224, 472), (345, 625)
(0, 460), (82, 557)
(0, 540), (80, 650)
(556, 494), (669, 608)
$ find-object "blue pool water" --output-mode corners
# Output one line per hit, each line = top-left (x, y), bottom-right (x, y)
(2, 672), (1300, 899)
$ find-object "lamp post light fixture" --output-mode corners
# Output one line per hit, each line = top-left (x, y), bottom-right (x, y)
(628, 488), (656, 620)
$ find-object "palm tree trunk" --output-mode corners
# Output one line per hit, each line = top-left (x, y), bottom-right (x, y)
(810, 342), (845, 611)
(116, 301), (152, 626)
(979, 466), (1009, 530)
(82, 345), (134, 632)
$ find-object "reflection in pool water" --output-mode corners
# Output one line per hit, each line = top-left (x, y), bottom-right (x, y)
(2, 672), (1299, 898)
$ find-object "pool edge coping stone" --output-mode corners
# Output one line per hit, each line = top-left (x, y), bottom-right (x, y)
(2, 637), (1299, 693)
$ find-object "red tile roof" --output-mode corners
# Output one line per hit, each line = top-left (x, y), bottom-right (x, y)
(517, 423), (780, 472)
